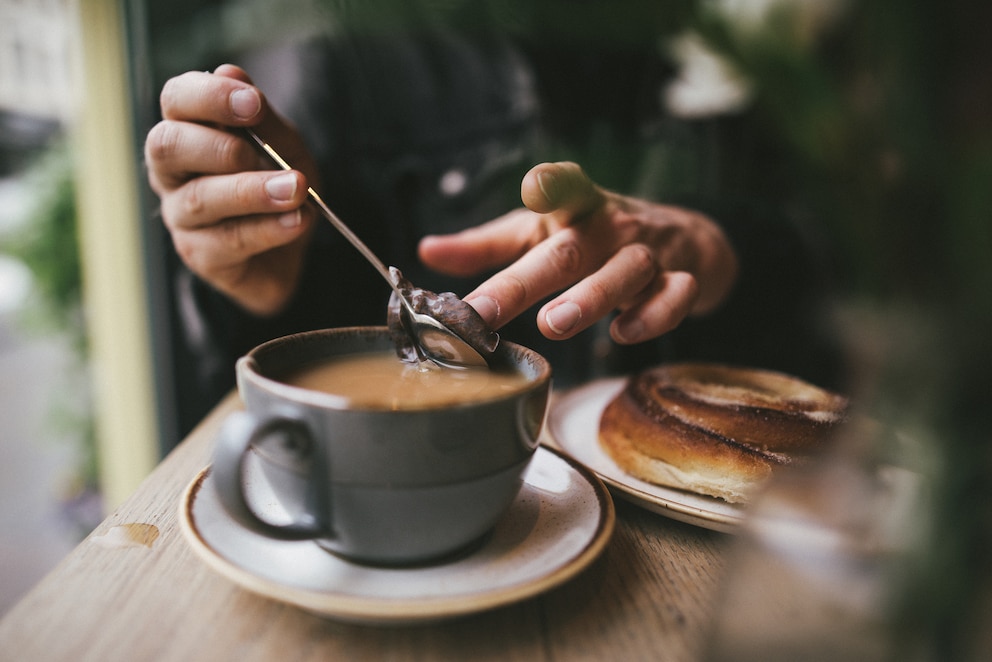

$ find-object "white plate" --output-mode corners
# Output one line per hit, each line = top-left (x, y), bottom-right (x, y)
(545, 378), (745, 533)
(179, 447), (614, 624)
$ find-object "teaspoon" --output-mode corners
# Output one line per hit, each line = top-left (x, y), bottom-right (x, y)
(243, 128), (490, 368)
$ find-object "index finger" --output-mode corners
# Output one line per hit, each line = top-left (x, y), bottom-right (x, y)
(159, 68), (265, 126)
(465, 222), (617, 329)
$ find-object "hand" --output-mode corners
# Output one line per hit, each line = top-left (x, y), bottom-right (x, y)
(418, 162), (739, 344)
(144, 64), (317, 316)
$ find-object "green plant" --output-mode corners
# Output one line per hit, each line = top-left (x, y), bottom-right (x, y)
(1, 141), (99, 520)
(3, 141), (87, 351)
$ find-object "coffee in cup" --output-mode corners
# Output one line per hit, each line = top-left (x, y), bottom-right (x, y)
(211, 326), (551, 565)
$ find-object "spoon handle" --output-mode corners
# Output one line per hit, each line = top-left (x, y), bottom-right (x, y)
(243, 128), (489, 368)
(243, 128), (410, 306)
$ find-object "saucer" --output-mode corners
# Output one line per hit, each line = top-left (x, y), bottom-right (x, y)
(179, 447), (614, 624)
(546, 378), (746, 533)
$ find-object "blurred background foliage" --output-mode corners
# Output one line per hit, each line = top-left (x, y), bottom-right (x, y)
(690, 1), (991, 656)
(0, 141), (99, 515)
(1, 143), (85, 348)
(695, 0), (990, 309)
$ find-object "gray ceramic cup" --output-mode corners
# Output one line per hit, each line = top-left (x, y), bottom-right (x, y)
(212, 326), (551, 565)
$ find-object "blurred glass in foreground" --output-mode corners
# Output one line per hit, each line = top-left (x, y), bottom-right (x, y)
(704, 421), (925, 661)
(705, 301), (991, 661)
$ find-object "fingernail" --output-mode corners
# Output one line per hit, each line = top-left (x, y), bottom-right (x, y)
(467, 296), (499, 325)
(536, 171), (557, 205)
(546, 302), (581, 335)
(230, 88), (261, 119)
(613, 318), (644, 344)
(278, 209), (301, 228)
(265, 173), (297, 201)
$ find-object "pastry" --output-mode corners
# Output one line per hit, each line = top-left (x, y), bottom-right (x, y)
(598, 363), (848, 503)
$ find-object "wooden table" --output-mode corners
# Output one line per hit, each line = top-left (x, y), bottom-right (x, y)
(0, 393), (731, 662)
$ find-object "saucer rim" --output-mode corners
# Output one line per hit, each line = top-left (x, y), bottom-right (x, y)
(178, 446), (615, 624)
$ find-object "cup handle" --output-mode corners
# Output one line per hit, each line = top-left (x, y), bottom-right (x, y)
(212, 410), (326, 540)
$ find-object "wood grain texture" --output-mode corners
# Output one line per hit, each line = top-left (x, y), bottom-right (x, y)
(0, 393), (729, 662)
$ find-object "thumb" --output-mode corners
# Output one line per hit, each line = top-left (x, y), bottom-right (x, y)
(520, 162), (604, 220)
